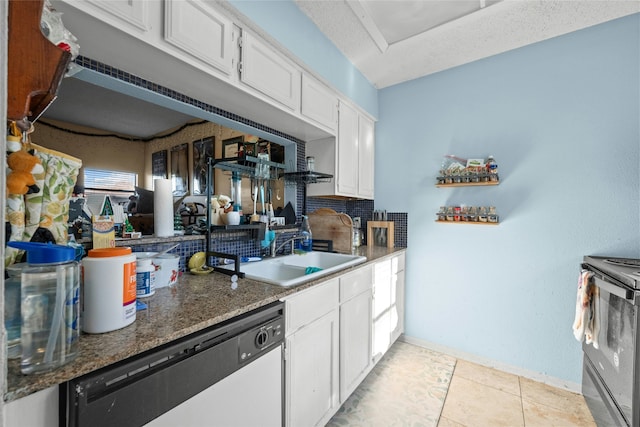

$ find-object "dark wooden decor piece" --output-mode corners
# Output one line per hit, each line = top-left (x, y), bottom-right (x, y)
(8, 0), (72, 128)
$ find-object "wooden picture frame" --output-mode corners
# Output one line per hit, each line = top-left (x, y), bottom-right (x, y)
(192, 136), (214, 195)
(152, 150), (167, 180)
(171, 143), (189, 196)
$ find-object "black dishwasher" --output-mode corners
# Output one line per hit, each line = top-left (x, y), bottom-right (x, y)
(60, 301), (285, 427)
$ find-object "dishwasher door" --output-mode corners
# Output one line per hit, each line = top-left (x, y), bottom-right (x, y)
(62, 301), (284, 427)
(146, 345), (282, 427)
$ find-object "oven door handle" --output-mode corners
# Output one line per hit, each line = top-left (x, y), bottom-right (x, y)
(593, 275), (635, 302)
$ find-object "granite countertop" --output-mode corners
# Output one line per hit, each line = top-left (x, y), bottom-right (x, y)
(5, 246), (405, 402)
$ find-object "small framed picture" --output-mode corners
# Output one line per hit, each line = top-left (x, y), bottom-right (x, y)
(152, 150), (167, 180)
(193, 137), (214, 195)
(171, 143), (189, 196)
(222, 136), (244, 159)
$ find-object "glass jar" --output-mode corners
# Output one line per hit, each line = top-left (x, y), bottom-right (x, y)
(5, 263), (27, 359)
(7, 242), (80, 374)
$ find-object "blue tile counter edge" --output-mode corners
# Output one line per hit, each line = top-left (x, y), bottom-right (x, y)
(5, 246), (406, 402)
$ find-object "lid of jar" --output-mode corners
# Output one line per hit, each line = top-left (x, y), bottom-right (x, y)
(7, 241), (75, 264)
(88, 247), (133, 258)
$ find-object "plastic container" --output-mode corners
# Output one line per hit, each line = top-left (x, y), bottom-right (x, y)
(82, 247), (137, 334)
(154, 254), (180, 288)
(7, 242), (80, 375)
(5, 263), (27, 359)
(296, 215), (313, 252)
(136, 258), (156, 298)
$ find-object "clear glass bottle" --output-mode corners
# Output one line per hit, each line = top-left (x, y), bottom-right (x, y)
(7, 242), (80, 374)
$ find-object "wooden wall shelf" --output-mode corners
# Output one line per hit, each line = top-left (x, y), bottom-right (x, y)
(435, 220), (499, 226)
(435, 181), (499, 188)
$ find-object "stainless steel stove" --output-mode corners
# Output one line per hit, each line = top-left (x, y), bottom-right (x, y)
(581, 255), (640, 426)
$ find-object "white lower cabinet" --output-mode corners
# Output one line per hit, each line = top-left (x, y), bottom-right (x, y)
(284, 279), (340, 427)
(339, 265), (373, 402)
(284, 255), (405, 426)
(372, 252), (406, 364)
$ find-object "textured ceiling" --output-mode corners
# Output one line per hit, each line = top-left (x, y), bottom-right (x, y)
(295, 0), (640, 89)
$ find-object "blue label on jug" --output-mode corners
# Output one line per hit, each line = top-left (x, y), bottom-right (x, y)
(136, 271), (155, 297)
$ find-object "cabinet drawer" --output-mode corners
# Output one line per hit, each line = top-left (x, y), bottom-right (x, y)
(340, 265), (372, 302)
(391, 252), (405, 274)
(285, 279), (339, 334)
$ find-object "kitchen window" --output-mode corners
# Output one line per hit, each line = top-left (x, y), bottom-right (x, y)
(83, 168), (137, 215)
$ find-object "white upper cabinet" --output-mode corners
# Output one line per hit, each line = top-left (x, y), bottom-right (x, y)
(337, 101), (359, 196)
(301, 74), (338, 133)
(239, 31), (301, 112)
(81, 0), (151, 34)
(53, 0), (357, 143)
(164, 0), (234, 76)
(357, 114), (375, 199)
(307, 100), (375, 200)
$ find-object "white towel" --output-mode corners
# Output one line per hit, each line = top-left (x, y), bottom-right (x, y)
(572, 270), (599, 349)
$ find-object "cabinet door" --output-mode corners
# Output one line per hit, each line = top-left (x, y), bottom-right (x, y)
(83, 0), (151, 34)
(372, 259), (392, 362)
(357, 114), (375, 199)
(390, 269), (405, 344)
(164, 0), (234, 76)
(301, 74), (337, 132)
(340, 289), (372, 402)
(240, 31), (301, 111)
(286, 310), (339, 427)
(337, 101), (359, 196)
(372, 255), (406, 363)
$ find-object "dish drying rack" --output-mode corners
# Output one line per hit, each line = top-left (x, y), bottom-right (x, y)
(281, 171), (333, 215)
(205, 155), (285, 276)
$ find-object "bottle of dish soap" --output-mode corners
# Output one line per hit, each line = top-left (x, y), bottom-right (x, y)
(298, 215), (313, 252)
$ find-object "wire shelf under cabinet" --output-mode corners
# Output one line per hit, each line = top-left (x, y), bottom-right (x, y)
(281, 171), (333, 185)
(212, 155), (285, 181)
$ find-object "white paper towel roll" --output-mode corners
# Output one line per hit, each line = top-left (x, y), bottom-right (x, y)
(154, 179), (173, 237)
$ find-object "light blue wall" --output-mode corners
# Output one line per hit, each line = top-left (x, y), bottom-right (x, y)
(228, 0), (378, 118)
(376, 14), (640, 384)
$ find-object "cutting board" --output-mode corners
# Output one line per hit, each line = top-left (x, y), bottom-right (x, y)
(308, 208), (353, 254)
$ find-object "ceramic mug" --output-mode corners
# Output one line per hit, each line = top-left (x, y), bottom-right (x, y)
(226, 211), (240, 225)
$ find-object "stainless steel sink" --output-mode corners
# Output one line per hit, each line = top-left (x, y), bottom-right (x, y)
(224, 251), (367, 287)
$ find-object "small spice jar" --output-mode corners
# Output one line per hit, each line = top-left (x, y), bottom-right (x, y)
(446, 206), (455, 221)
(478, 206), (488, 222)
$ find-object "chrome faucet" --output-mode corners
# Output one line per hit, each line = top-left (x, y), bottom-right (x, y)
(271, 235), (306, 257)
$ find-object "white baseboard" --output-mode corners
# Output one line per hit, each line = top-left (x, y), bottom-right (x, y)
(399, 334), (582, 394)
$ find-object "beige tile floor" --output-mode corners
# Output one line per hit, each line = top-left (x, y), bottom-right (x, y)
(439, 359), (596, 427)
(328, 341), (596, 427)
